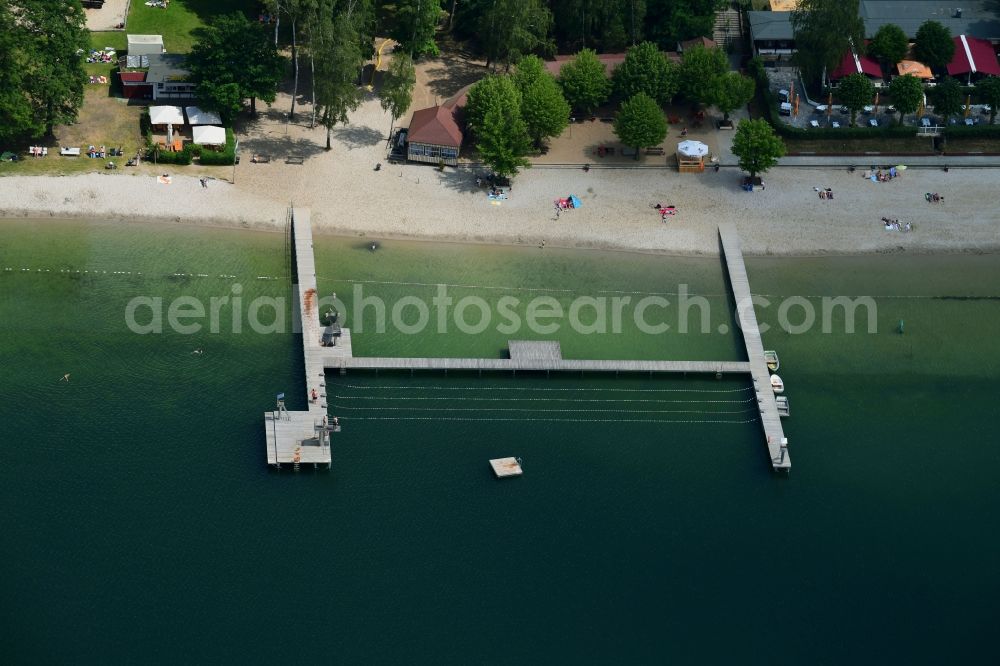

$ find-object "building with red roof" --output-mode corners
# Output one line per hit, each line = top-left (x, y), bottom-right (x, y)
(947, 35), (1000, 82)
(829, 47), (883, 82)
(406, 88), (468, 166)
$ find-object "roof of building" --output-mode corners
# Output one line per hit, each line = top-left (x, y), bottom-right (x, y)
(830, 47), (883, 79)
(407, 105), (463, 147)
(747, 11), (796, 41)
(750, 1), (1000, 43)
(127, 34), (163, 45)
(679, 36), (716, 51)
(149, 105), (184, 125)
(860, 1), (1000, 39)
(192, 125), (226, 145)
(185, 106), (223, 125)
(145, 53), (188, 84)
(947, 34), (1000, 75)
(544, 53), (627, 77)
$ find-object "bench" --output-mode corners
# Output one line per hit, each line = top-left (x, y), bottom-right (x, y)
(645, 147), (665, 156)
(251, 154), (271, 163)
(285, 155), (305, 164)
(60, 147), (81, 156)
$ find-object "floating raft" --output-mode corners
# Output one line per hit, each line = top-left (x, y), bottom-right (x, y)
(490, 457), (523, 478)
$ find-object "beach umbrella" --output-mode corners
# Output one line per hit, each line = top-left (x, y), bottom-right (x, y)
(874, 92), (879, 114)
(677, 140), (709, 157)
(794, 93), (799, 116)
(917, 97), (924, 119)
(965, 95), (972, 118)
(167, 122), (173, 147)
(827, 92), (833, 118)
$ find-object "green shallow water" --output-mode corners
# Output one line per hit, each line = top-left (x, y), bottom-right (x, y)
(1, 220), (998, 664)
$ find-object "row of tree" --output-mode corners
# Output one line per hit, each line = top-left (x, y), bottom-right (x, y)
(835, 72), (1000, 126)
(0, 0), (89, 142)
(557, 43), (754, 121)
(463, 42), (757, 177)
(451, 0), (724, 62)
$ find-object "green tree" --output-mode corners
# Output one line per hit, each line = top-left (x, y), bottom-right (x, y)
(466, 75), (532, 177)
(613, 92), (667, 159)
(678, 44), (728, 105)
(558, 49), (612, 115)
(868, 24), (909, 69)
(0, 0), (37, 141)
(612, 41), (679, 106)
(644, 0), (719, 50)
(513, 56), (570, 146)
(16, 0), (88, 136)
(313, 10), (364, 149)
(390, 0), (442, 56)
(888, 74), (923, 125)
(731, 118), (785, 179)
(837, 72), (875, 126)
(380, 52), (416, 136)
(543, 0), (647, 53)
(914, 21), (955, 71)
(712, 71), (754, 123)
(928, 76), (963, 123)
(975, 76), (1000, 124)
(479, 0), (553, 70)
(188, 13), (286, 119)
(791, 0), (864, 85)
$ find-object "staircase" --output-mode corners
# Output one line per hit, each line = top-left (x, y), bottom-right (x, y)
(713, 9), (743, 49)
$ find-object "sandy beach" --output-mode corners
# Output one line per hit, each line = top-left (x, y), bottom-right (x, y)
(3, 87), (999, 256)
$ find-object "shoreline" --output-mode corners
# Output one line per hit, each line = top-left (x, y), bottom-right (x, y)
(4, 207), (1000, 260)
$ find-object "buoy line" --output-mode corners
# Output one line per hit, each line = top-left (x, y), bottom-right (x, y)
(339, 415), (761, 424)
(333, 394), (757, 404)
(334, 405), (758, 415)
(327, 381), (753, 394)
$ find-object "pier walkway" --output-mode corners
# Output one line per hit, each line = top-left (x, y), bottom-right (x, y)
(719, 224), (790, 470)
(266, 210), (790, 471)
(264, 209), (350, 468)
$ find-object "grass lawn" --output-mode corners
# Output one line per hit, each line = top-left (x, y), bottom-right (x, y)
(124, 0), (256, 53)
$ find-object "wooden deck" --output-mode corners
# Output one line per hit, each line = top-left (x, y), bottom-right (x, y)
(264, 209), (350, 467)
(327, 354), (751, 375)
(719, 224), (791, 471)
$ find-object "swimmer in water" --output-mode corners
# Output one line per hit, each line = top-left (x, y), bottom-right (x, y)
(60, 373), (70, 382)
(191, 348), (203, 355)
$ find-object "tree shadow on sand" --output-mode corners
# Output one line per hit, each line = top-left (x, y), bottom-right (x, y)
(330, 125), (385, 150)
(422, 53), (488, 101)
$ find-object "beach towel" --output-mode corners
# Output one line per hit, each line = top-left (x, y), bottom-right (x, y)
(157, 175), (172, 185)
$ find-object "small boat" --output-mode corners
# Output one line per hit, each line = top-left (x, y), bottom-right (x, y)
(764, 350), (779, 372)
(776, 396), (790, 417)
(770, 374), (784, 394)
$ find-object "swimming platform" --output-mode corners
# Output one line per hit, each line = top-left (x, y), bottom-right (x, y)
(265, 210), (790, 472)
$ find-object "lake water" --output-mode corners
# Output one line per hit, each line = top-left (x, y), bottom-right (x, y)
(1, 219), (997, 663)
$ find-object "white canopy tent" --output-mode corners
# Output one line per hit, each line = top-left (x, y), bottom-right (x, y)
(677, 140), (709, 158)
(192, 125), (227, 146)
(149, 105), (184, 125)
(185, 106), (223, 126)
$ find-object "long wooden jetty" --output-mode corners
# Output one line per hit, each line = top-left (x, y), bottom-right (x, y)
(266, 209), (790, 472)
(718, 224), (790, 470)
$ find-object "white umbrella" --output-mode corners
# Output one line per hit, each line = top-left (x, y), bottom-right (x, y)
(167, 122), (173, 146)
(677, 140), (709, 158)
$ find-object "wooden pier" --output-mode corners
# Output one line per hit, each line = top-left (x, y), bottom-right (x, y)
(718, 224), (790, 471)
(266, 209), (790, 472)
(264, 209), (350, 468)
